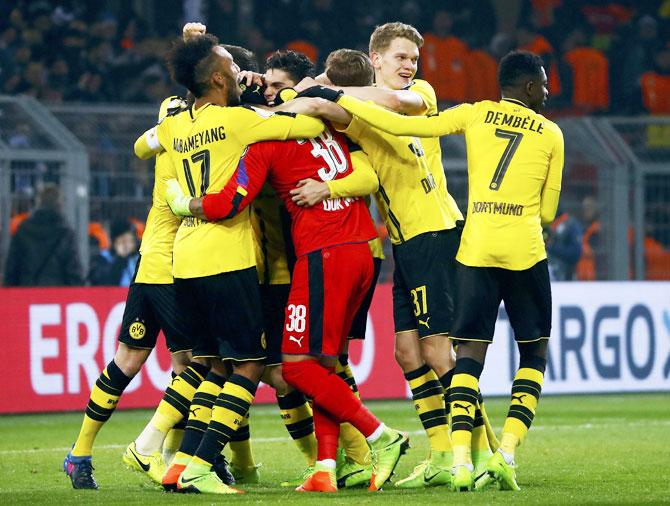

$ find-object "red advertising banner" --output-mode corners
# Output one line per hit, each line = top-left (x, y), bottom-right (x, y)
(0, 285), (406, 414)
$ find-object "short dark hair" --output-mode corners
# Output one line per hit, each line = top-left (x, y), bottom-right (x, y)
(326, 49), (374, 87)
(498, 50), (544, 90)
(265, 50), (315, 82)
(167, 34), (220, 97)
(37, 183), (61, 211)
(223, 44), (259, 73)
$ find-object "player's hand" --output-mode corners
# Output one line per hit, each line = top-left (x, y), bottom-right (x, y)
(165, 179), (193, 216)
(182, 22), (206, 41)
(238, 70), (265, 87)
(296, 85), (343, 102)
(290, 178), (331, 206)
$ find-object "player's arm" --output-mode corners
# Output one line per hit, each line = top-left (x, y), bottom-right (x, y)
(234, 107), (325, 145)
(166, 144), (271, 220)
(290, 147), (378, 206)
(339, 86), (427, 115)
(336, 95), (472, 137)
(540, 129), (565, 225)
(279, 97), (353, 126)
(295, 77), (426, 115)
(327, 148), (378, 198)
(134, 125), (165, 159)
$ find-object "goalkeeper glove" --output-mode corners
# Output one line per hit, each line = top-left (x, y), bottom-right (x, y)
(296, 85), (343, 102)
(240, 82), (268, 106)
(165, 179), (193, 216)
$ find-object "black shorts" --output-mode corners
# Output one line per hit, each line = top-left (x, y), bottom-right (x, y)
(260, 283), (290, 366)
(348, 257), (382, 340)
(118, 282), (192, 353)
(392, 229), (460, 338)
(174, 267), (266, 361)
(450, 259), (552, 343)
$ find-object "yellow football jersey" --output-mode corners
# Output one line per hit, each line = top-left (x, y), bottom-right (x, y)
(337, 96), (565, 270)
(135, 96), (185, 284)
(368, 236), (384, 260)
(136, 104), (324, 278)
(251, 184), (292, 285)
(407, 80), (464, 223)
(337, 115), (461, 244)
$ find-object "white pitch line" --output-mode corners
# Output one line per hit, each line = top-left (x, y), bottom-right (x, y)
(4, 419), (670, 456)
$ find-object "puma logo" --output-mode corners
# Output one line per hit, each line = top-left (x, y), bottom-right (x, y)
(289, 335), (304, 347)
(512, 394), (528, 404)
(418, 317), (431, 328)
(453, 402), (472, 414)
(189, 407), (200, 417)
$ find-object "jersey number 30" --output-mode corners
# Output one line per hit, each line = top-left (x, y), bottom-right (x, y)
(305, 131), (348, 182)
(489, 129), (523, 191)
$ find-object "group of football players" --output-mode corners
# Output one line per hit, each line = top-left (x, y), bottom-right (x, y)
(63, 17), (563, 495)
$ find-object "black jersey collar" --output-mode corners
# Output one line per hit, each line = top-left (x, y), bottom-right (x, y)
(501, 97), (531, 109)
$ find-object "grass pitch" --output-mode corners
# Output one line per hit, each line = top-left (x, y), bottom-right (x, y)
(0, 394), (668, 505)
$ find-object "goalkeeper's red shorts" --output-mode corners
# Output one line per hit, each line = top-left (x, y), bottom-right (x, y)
(282, 242), (373, 357)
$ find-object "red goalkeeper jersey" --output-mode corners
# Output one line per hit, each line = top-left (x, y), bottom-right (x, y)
(201, 127), (377, 256)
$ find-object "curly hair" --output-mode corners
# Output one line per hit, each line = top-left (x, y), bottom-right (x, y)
(167, 33), (220, 97)
(498, 50), (545, 90)
(265, 50), (315, 83)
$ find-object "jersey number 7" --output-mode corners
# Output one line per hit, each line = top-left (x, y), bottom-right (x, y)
(489, 129), (523, 191)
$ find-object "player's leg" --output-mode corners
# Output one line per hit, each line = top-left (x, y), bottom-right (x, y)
(163, 361), (227, 491)
(282, 244), (408, 492)
(64, 283), (157, 489)
(335, 255), (381, 487)
(124, 284), (210, 483)
(161, 278), (229, 491)
(296, 399), (339, 493)
(162, 351), (194, 464)
(488, 261), (552, 491)
(179, 268), (266, 494)
(448, 262), (500, 491)
(392, 233), (452, 488)
(259, 283), (317, 477)
(125, 360), (209, 483)
(335, 351), (373, 488)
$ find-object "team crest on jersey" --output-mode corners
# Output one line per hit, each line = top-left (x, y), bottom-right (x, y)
(260, 332), (267, 350)
(129, 320), (146, 340)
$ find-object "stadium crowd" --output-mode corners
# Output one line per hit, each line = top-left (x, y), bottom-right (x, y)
(3, 0), (670, 286)
(2, 0), (670, 113)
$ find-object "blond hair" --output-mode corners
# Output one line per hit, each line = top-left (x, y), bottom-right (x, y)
(369, 22), (423, 54)
(325, 49), (374, 86)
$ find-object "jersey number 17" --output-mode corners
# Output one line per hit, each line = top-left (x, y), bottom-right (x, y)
(182, 149), (211, 197)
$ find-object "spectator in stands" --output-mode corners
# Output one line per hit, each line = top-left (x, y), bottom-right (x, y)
(611, 15), (663, 113)
(420, 10), (469, 103)
(546, 206), (583, 281)
(516, 22), (562, 99)
(4, 183), (83, 287)
(641, 47), (670, 114)
(560, 27), (609, 112)
(88, 219), (139, 286)
(576, 194), (604, 280)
